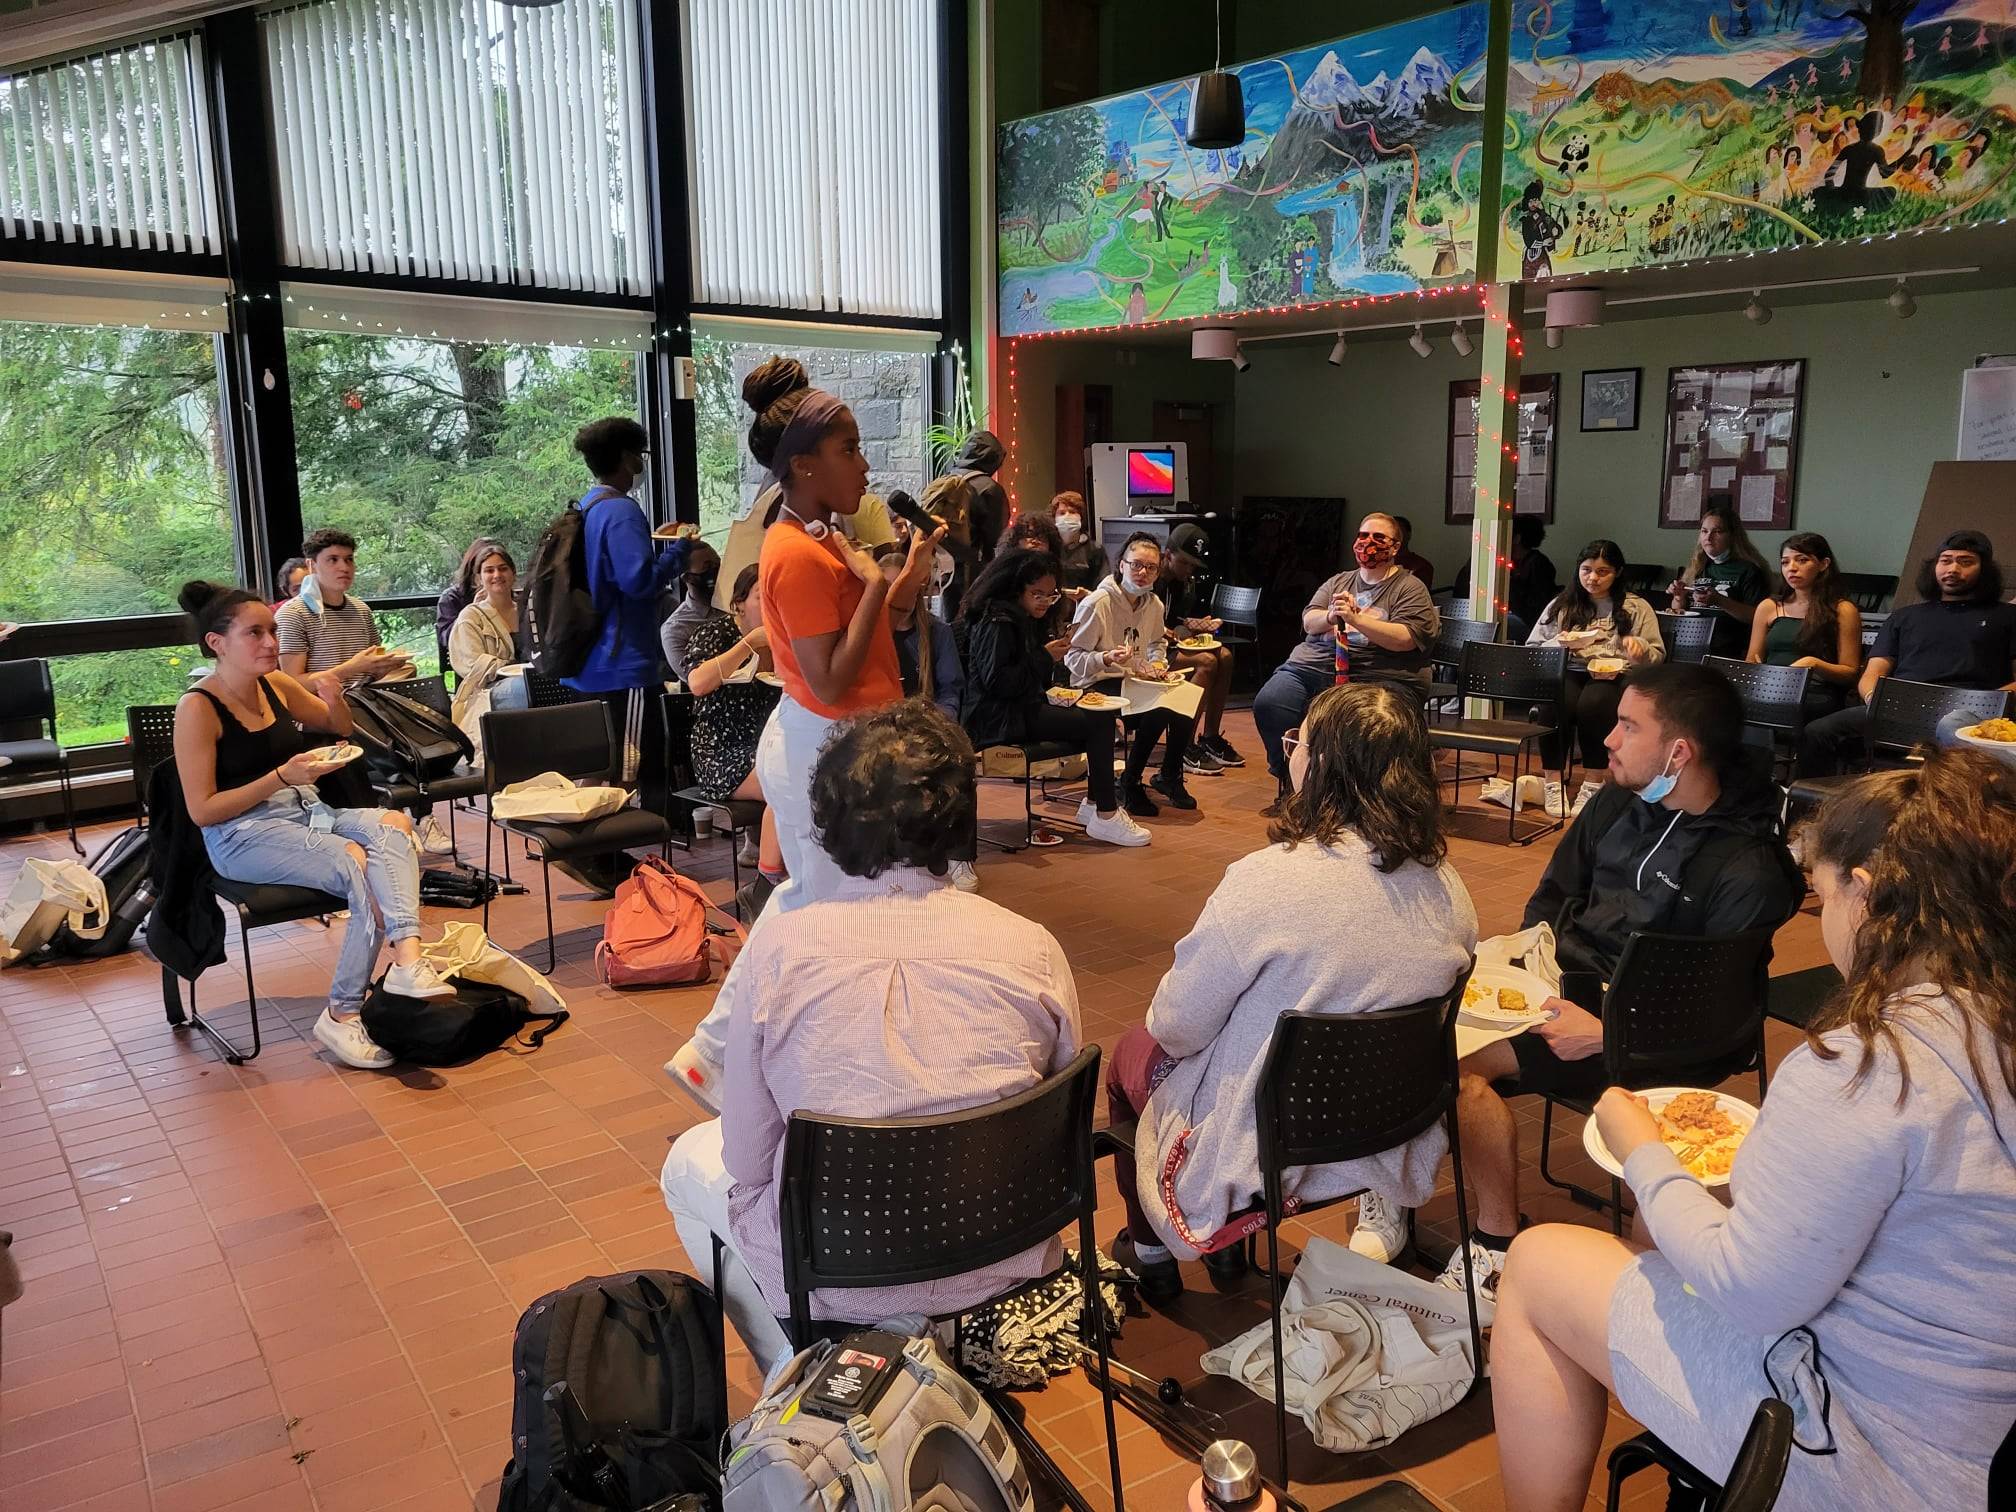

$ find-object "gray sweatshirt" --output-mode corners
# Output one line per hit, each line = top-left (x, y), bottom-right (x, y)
(1527, 591), (1666, 667)
(1623, 990), (2016, 1493)
(1065, 576), (1168, 689)
(1134, 836), (1478, 1259)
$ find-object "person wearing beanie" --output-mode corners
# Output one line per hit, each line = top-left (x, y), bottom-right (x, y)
(1799, 528), (2016, 775)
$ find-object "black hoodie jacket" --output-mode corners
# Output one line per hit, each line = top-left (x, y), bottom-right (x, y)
(1523, 751), (1804, 982)
(951, 430), (1009, 567)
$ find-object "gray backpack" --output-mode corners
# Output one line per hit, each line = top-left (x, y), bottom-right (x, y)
(722, 1330), (1034, 1512)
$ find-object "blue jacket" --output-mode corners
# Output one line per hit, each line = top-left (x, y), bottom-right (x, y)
(563, 485), (683, 694)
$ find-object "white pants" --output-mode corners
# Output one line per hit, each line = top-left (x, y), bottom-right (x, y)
(660, 1120), (792, 1375)
(690, 695), (845, 1064)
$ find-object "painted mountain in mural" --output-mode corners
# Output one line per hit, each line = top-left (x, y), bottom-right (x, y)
(1383, 46), (1460, 117)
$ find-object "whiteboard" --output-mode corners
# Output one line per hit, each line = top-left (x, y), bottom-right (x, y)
(1958, 364), (2016, 461)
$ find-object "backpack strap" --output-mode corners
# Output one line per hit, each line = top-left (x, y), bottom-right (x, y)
(516, 1010), (570, 1049)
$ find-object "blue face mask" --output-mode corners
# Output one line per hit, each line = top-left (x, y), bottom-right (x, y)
(1636, 745), (1681, 804)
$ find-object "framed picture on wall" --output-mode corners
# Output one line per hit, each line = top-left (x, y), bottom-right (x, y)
(1447, 374), (1559, 524)
(1659, 359), (1805, 531)
(1580, 367), (1641, 431)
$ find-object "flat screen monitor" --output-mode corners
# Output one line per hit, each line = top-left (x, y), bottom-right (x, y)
(1126, 447), (1176, 498)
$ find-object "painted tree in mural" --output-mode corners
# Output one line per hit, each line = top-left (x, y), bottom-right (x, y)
(1000, 109), (1106, 238)
(1829, 1), (1923, 101)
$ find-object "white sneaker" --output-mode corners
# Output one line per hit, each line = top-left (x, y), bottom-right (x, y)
(1572, 781), (1601, 818)
(417, 815), (453, 855)
(312, 1009), (394, 1070)
(382, 959), (456, 999)
(666, 1040), (723, 1114)
(1348, 1191), (1409, 1264)
(737, 833), (761, 867)
(1084, 807), (1151, 848)
(1479, 777), (1515, 809)
(1544, 780), (1566, 816)
(1433, 1238), (1506, 1325)
(949, 860), (981, 893)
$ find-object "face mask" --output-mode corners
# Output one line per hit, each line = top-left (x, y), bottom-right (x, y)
(1354, 537), (1396, 571)
(1636, 744), (1682, 804)
(1056, 516), (1082, 541)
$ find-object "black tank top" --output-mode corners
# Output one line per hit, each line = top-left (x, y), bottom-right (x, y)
(196, 677), (308, 792)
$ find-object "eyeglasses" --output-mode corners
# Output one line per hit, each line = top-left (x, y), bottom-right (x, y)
(1121, 557), (1159, 573)
(1282, 727), (1303, 758)
(1029, 588), (1061, 606)
(1355, 531), (1395, 545)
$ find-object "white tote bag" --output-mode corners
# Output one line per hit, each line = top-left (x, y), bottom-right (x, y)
(1200, 1235), (1477, 1454)
(0, 858), (108, 967)
(418, 922), (567, 1016)
(490, 772), (631, 823)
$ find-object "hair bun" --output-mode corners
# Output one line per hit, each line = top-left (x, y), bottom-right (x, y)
(178, 579), (226, 617)
(741, 356), (809, 416)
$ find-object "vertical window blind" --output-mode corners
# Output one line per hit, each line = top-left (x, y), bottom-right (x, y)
(684, 0), (942, 321)
(261, 0), (651, 297)
(0, 33), (219, 254)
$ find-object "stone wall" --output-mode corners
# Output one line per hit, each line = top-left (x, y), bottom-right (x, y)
(729, 345), (928, 504)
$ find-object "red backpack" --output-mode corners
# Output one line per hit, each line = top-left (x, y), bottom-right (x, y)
(595, 858), (746, 988)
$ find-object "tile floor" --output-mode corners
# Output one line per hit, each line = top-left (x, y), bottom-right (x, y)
(0, 710), (1829, 1511)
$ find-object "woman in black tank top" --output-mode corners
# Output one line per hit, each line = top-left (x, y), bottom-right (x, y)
(173, 581), (454, 1070)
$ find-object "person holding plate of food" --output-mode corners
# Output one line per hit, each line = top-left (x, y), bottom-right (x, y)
(1491, 748), (2016, 1512)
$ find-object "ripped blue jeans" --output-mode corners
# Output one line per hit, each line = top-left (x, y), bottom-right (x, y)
(202, 787), (422, 1012)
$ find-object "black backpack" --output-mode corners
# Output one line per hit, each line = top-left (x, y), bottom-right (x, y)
(523, 490), (619, 680)
(498, 1271), (726, 1512)
(46, 824), (154, 960)
(360, 975), (567, 1066)
(346, 684), (472, 788)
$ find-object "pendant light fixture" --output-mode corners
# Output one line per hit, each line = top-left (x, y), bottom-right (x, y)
(1187, 0), (1246, 150)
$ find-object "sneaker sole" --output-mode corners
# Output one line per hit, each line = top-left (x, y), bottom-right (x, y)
(313, 1024), (393, 1070)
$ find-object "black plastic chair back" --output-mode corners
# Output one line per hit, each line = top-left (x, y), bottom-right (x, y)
(0, 657), (57, 743)
(1619, 563), (1669, 599)
(526, 670), (593, 709)
(1210, 583), (1261, 629)
(1655, 612), (1717, 664)
(1713, 1399), (1795, 1512)
(1866, 677), (2010, 755)
(1255, 982), (1464, 1177)
(1432, 616), (1499, 671)
(1834, 572), (1896, 615)
(398, 674), (455, 722)
(1602, 929), (1776, 1088)
(1441, 596), (1474, 621)
(1455, 640), (1566, 708)
(1704, 657), (1810, 736)
(779, 1046), (1101, 1307)
(128, 705), (179, 816)
(481, 702), (616, 791)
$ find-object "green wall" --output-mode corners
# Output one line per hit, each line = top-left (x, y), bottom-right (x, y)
(1231, 285), (2016, 590)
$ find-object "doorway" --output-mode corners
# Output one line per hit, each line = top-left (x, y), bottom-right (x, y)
(1152, 401), (1216, 508)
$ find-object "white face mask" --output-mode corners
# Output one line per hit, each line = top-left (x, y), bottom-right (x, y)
(1056, 516), (1082, 542)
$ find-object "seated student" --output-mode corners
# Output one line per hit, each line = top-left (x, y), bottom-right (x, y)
(657, 701), (1080, 1371)
(273, 556), (309, 608)
(960, 547), (1150, 849)
(1251, 511), (1440, 809)
(1155, 524), (1242, 772)
(1105, 684), (1476, 1296)
(683, 564), (785, 917)
(173, 582), (453, 1071)
(1745, 531), (1863, 717)
(1666, 501), (1770, 657)
(1424, 664), (1803, 1314)
(446, 544), (521, 765)
(436, 536), (502, 667)
(658, 538), (722, 682)
(875, 543), (977, 891)
(1453, 515), (1557, 643)
(1392, 514), (1435, 586)
(1802, 529), (2016, 775)
(1066, 532), (1201, 817)
(1051, 491), (1108, 592)
(1492, 750), (2016, 1512)
(1525, 539), (1665, 818)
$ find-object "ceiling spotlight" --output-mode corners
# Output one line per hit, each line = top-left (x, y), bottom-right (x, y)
(1327, 331), (1347, 367)
(1744, 290), (1773, 325)
(1191, 326), (1237, 361)
(1889, 278), (1917, 319)
(1451, 323), (1474, 357)
(1232, 341), (1250, 373)
(1545, 326), (1564, 349)
(1408, 325), (1432, 359)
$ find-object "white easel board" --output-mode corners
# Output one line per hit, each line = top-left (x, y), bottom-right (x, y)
(1958, 362), (2016, 461)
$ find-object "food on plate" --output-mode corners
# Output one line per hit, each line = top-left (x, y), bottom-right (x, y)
(1462, 982), (1491, 1010)
(1177, 635), (1219, 651)
(1076, 692), (1124, 711)
(1966, 717), (2016, 743)
(1497, 986), (1529, 1014)
(1046, 686), (1085, 705)
(304, 743), (364, 766)
(1646, 1090), (1748, 1181)
(1462, 980), (1543, 1016)
(1586, 656), (1627, 676)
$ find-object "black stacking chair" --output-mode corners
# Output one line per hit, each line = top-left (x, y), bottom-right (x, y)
(776, 1047), (1124, 1512)
(974, 739), (1088, 851)
(0, 657), (82, 854)
(526, 671), (595, 709)
(128, 706), (342, 1065)
(1209, 583), (1261, 645)
(1096, 975), (1483, 1495)
(1619, 562), (1670, 599)
(1656, 611), (1717, 664)
(1835, 571), (1897, 615)
(1427, 641), (1568, 844)
(480, 703), (671, 970)
(1427, 616), (1501, 716)
(360, 675), (487, 857)
(1787, 678), (2011, 809)
(1536, 929), (1777, 1233)
(1704, 657), (1810, 778)
(1608, 1397), (1795, 1512)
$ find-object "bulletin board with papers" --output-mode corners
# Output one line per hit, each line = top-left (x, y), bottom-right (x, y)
(1659, 359), (1804, 532)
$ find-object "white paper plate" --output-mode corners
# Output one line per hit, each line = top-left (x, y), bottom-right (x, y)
(1583, 1087), (1758, 1187)
(1076, 692), (1126, 712)
(1176, 636), (1221, 651)
(1458, 963), (1556, 1027)
(304, 743), (364, 767)
(755, 671), (784, 688)
(1953, 724), (2016, 763)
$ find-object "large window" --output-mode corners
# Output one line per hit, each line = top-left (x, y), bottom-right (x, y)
(283, 328), (642, 597)
(691, 331), (930, 546)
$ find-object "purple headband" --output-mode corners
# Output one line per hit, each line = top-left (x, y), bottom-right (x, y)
(769, 388), (848, 483)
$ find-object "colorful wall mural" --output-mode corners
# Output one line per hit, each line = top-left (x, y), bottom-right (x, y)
(997, 4), (1489, 336)
(1504, 0), (2016, 279)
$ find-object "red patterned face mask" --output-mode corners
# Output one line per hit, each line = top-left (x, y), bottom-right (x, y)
(1354, 535), (1396, 570)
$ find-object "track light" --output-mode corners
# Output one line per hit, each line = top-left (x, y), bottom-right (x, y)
(1327, 331), (1347, 366)
(1408, 325), (1432, 359)
(1232, 341), (1250, 373)
(1889, 278), (1917, 318)
(1744, 290), (1773, 325)
(1545, 326), (1564, 349)
(1451, 323), (1474, 357)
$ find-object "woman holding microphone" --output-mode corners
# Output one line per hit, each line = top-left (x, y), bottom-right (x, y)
(668, 357), (942, 1107)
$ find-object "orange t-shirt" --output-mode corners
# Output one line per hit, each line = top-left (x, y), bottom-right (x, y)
(758, 520), (903, 719)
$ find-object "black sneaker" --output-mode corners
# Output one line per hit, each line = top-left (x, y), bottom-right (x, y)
(1204, 735), (1247, 768)
(1150, 774), (1198, 810)
(1182, 746), (1225, 776)
(1110, 1230), (1182, 1302)
(1123, 783), (1160, 818)
(1202, 1244), (1249, 1284)
(734, 872), (776, 922)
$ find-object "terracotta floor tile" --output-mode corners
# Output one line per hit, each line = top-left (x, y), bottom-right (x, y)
(149, 1448), (307, 1512)
(0, 1445), (146, 1512)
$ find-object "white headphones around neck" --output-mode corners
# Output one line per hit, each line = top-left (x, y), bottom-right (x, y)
(779, 501), (828, 540)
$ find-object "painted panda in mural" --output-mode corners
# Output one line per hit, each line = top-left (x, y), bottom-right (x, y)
(1560, 130), (1592, 183)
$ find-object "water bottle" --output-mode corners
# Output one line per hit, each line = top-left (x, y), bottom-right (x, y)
(1186, 1439), (1276, 1511)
